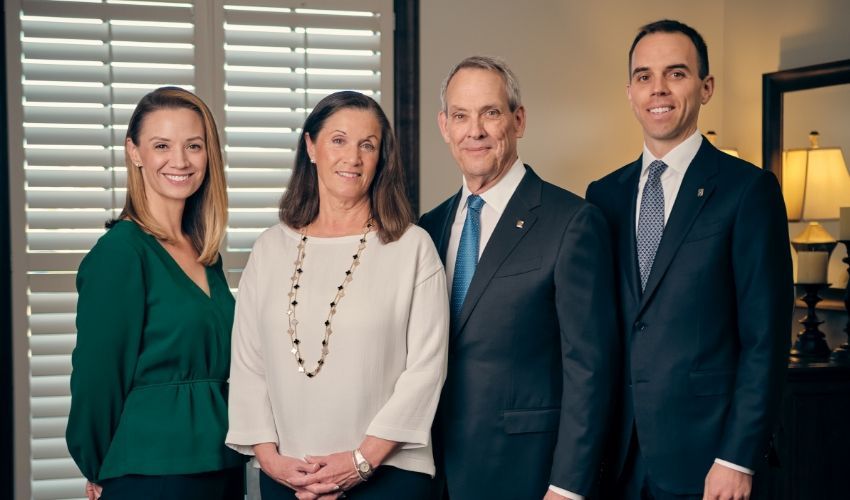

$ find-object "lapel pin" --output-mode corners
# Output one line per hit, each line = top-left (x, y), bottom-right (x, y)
(697, 188), (704, 198)
(516, 220), (525, 228)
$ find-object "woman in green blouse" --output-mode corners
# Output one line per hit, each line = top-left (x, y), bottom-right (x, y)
(66, 87), (245, 500)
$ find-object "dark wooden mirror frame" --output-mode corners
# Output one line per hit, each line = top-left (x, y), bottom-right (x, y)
(762, 58), (850, 183)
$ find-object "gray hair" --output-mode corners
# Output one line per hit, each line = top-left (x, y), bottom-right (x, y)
(439, 55), (522, 113)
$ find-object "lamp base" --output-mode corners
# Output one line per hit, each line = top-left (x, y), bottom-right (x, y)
(790, 283), (832, 362)
(831, 344), (850, 363)
(790, 335), (832, 361)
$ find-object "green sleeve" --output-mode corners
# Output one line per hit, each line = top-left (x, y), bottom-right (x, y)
(66, 233), (146, 482)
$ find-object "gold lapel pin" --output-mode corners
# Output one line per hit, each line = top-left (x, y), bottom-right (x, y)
(516, 220), (525, 228)
(697, 188), (704, 198)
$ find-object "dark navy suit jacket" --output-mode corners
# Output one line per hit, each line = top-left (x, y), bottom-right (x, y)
(586, 139), (793, 494)
(420, 166), (619, 498)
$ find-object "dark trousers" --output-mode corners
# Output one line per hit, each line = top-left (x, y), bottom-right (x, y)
(615, 429), (701, 500)
(259, 466), (431, 500)
(99, 466), (245, 500)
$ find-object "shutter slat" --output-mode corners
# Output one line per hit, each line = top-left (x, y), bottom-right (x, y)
(30, 293), (78, 314)
(24, 105), (111, 125)
(30, 314), (77, 336)
(228, 210), (280, 228)
(27, 169), (113, 189)
(32, 375), (73, 397)
(32, 458), (82, 482)
(29, 253), (90, 272)
(226, 150), (296, 168)
(29, 274), (79, 294)
(26, 191), (113, 210)
(226, 168), (290, 189)
(225, 131), (298, 149)
(32, 417), (69, 440)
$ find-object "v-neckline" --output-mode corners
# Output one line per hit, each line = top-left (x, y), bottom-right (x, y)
(127, 222), (214, 300)
(155, 240), (213, 299)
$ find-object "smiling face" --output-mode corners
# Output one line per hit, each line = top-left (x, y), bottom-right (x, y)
(438, 67), (526, 193)
(126, 107), (207, 210)
(306, 107), (381, 206)
(627, 32), (714, 157)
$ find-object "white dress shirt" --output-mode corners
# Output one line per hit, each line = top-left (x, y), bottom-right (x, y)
(634, 130), (754, 477)
(445, 158), (583, 500)
(445, 157), (526, 295)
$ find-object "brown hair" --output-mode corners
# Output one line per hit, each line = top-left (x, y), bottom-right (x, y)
(116, 86), (227, 266)
(279, 91), (414, 243)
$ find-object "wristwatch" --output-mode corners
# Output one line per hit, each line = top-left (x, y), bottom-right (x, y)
(352, 448), (374, 481)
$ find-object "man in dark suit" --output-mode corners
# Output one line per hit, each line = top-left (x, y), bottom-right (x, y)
(419, 56), (618, 500)
(586, 20), (793, 500)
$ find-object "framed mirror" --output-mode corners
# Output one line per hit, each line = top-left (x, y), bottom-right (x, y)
(763, 59), (850, 180)
(763, 59), (850, 316)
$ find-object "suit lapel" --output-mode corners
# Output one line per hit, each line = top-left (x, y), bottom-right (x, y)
(453, 166), (541, 338)
(435, 191), (462, 262)
(617, 159), (642, 307)
(637, 141), (719, 316)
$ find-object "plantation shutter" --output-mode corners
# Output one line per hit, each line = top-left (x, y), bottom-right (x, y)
(220, 0), (392, 284)
(10, 0), (392, 498)
(20, 1), (196, 498)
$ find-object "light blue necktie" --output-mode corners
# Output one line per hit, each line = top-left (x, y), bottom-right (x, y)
(451, 194), (485, 319)
(636, 160), (668, 292)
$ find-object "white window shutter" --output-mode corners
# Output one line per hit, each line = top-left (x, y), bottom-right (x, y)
(220, 0), (391, 286)
(20, 1), (196, 498)
(10, 0), (393, 498)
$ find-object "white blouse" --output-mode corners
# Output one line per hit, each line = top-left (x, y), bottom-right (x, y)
(226, 223), (449, 476)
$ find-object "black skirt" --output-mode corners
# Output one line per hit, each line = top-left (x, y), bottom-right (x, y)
(99, 466), (245, 500)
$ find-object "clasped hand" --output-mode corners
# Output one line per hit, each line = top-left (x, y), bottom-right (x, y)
(262, 451), (362, 500)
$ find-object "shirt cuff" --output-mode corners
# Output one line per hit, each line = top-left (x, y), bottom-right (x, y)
(714, 458), (754, 475)
(548, 484), (584, 500)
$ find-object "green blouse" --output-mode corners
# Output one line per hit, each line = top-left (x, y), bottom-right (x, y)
(66, 220), (246, 482)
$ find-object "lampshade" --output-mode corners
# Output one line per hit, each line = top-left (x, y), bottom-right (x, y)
(705, 130), (739, 157)
(783, 131), (850, 221)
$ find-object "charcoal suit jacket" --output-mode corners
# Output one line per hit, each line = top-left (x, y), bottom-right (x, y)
(419, 165), (619, 498)
(585, 139), (794, 494)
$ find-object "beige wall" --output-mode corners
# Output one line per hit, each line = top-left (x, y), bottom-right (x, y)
(418, 0), (850, 211)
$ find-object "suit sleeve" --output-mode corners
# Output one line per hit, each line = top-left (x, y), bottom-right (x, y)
(719, 170), (793, 468)
(549, 203), (621, 494)
(66, 235), (145, 482)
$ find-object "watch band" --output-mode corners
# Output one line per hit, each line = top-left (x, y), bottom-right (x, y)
(352, 448), (374, 481)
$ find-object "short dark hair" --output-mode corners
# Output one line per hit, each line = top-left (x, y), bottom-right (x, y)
(628, 19), (709, 79)
(279, 91), (414, 243)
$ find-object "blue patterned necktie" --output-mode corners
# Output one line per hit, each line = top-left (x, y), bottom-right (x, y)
(451, 194), (485, 319)
(637, 160), (668, 292)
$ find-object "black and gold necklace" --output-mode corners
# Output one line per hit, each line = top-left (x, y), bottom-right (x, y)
(286, 219), (374, 378)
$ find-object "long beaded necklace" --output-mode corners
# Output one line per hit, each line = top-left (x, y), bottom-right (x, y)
(286, 219), (374, 378)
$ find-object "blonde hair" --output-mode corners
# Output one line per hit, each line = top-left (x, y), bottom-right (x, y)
(117, 87), (227, 266)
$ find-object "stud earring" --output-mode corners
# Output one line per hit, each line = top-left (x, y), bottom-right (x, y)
(310, 158), (316, 164)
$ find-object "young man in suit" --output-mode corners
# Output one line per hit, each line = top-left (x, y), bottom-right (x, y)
(586, 20), (794, 500)
(419, 56), (618, 500)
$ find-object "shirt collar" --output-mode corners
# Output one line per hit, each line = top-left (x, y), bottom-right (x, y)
(460, 157), (526, 215)
(641, 130), (703, 177)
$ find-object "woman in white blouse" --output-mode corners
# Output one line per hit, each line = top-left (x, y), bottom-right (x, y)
(226, 91), (449, 500)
